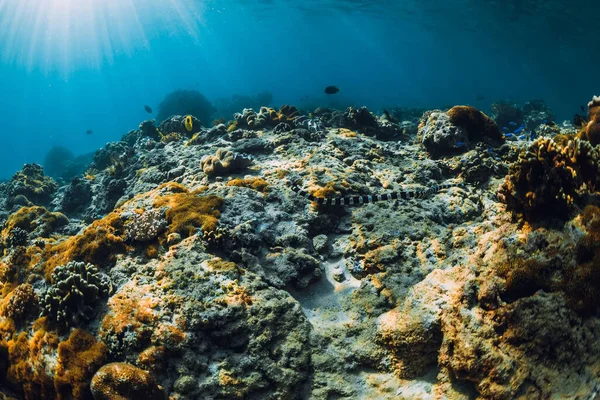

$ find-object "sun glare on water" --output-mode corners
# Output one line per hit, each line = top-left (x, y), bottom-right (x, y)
(0, 0), (205, 75)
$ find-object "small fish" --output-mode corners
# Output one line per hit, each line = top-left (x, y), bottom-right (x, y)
(324, 86), (339, 95)
(541, 119), (547, 124)
(455, 141), (465, 147)
(144, 105), (153, 114)
(508, 121), (517, 126)
(514, 126), (524, 134)
(502, 126), (509, 131)
(518, 135), (526, 140)
(504, 133), (514, 139)
(86, 129), (93, 135)
(581, 105), (586, 112)
(184, 115), (193, 132)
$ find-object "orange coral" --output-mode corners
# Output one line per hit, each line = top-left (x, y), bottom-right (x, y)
(90, 362), (164, 400)
(54, 329), (107, 399)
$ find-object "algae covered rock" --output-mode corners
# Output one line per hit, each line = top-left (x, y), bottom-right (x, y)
(6, 163), (58, 207)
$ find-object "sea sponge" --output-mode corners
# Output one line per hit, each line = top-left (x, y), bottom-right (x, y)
(153, 189), (223, 237)
(90, 362), (164, 400)
(498, 136), (600, 221)
(200, 149), (253, 177)
(6, 164), (59, 207)
(54, 329), (108, 399)
(156, 89), (216, 123)
(446, 105), (503, 144)
(578, 95), (600, 146)
(40, 261), (112, 328)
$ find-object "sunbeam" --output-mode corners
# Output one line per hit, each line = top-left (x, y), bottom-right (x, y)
(0, 0), (205, 76)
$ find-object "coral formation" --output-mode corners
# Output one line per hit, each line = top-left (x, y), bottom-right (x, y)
(1, 283), (37, 322)
(200, 149), (253, 176)
(124, 209), (167, 242)
(90, 362), (164, 400)
(232, 105), (300, 130)
(578, 95), (600, 146)
(446, 105), (503, 144)
(498, 136), (600, 221)
(6, 164), (58, 207)
(40, 261), (112, 328)
(1, 206), (68, 245)
(156, 89), (216, 123)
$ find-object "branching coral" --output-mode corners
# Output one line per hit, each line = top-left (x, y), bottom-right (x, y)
(498, 136), (600, 221)
(40, 261), (112, 328)
(200, 149), (253, 177)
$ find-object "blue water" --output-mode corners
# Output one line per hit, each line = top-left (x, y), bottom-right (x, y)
(0, 0), (597, 179)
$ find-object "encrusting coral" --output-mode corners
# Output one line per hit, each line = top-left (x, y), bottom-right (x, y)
(90, 362), (164, 400)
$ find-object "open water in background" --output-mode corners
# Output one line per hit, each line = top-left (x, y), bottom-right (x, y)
(0, 0), (597, 178)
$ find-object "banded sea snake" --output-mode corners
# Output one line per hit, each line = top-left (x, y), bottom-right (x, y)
(288, 180), (465, 206)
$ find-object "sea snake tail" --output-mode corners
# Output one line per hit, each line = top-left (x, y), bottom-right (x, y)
(288, 180), (465, 206)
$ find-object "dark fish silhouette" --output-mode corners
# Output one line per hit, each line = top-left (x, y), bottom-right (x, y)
(324, 86), (339, 95)
(144, 105), (153, 113)
(581, 105), (586, 112)
(86, 129), (93, 135)
(573, 114), (588, 127)
(475, 94), (485, 102)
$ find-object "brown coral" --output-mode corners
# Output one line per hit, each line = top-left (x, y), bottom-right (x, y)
(200, 149), (252, 177)
(1, 206), (68, 244)
(90, 362), (164, 400)
(446, 105), (503, 144)
(577, 95), (600, 145)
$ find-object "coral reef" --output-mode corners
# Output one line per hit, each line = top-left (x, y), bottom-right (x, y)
(491, 100), (524, 128)
(156, 89), (216, 123)
(498, 136), (600, 221)
(231, 105), (300, 130)
(90, 363), (163, 400)
(200, 149), (253, 177)
(41, 261), (112, 328)
(2, 101), (600, 400)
